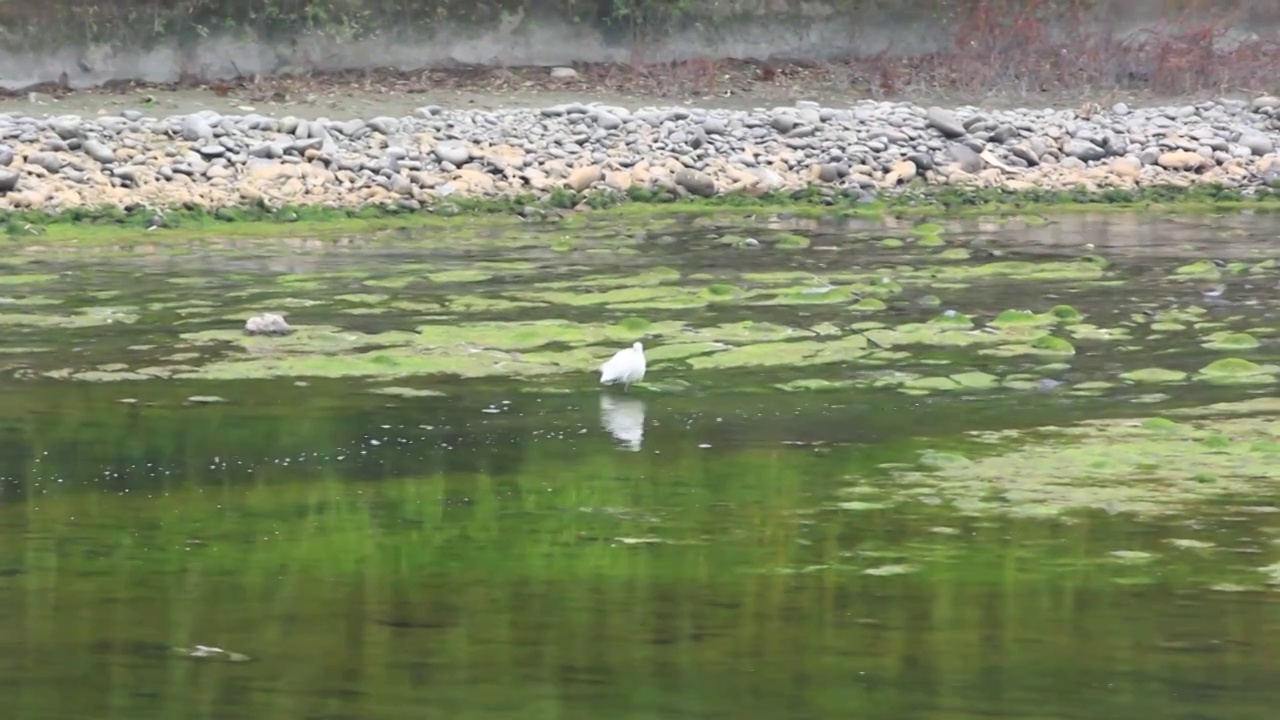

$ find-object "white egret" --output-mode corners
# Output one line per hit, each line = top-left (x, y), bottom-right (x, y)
(599, 341), (646, 391)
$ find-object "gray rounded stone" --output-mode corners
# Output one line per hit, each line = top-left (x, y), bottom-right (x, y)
(181, 115), (213, 142)
(1063, 138), (1107, 162)
(27, 151), (62, 172)
(83, 140), (116, 164)
(926, 106), (967, 139)
(434, 144), (471, 166)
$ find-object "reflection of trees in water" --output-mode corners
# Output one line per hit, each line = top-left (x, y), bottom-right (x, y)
(1, 377), (1273, 720)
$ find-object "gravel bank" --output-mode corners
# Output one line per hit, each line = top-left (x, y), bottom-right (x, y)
(1, 97), (1279, 214)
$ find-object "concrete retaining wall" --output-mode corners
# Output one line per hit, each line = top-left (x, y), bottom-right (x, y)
(0, 0), (1276, 90)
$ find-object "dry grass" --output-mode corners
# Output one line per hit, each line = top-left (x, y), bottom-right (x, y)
(845, 0), (1280, 98)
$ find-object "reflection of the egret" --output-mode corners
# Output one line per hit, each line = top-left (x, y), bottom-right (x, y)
(599, 393), (646, 451)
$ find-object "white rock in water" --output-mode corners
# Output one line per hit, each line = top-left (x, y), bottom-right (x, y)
(549, 66), (578, 79)
(244, 312), (292, 336)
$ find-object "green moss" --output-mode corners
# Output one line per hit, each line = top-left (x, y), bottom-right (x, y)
(775, 233), (811, 249)
(446, 296), (541, 312)
(1202, 332), (1260, 350)
(990, 309), (1048, 327)
(616, 316), (652, 333)
(1141, 417), (1182, 432)
(1120, 368), (1188, 384)
(930, 312), (974, 328)
(903, 376), (960, 391)
(894, 410), (1280, 516)
(761, 286), (857, 305)
(363, 277), (415, 289)
(1197, 357), (1278, 382)
(1171, 260), (1222, 278)
(0, 307), (139, 328)
(774, 378), (857, 392)
(428, 270), (495, 283)
(334, 293), (388, 304)
(1030, 335), (1076, 355)
(1066, 324), (1131, 341)
(949, 371), (1001, 389)
(703, 283), (741, 297)
(1049, 304), (1083, 323)
(851, 297), (888, 311)
(0, 273), (60, 285)
(513, 286), (693, 308)
(686, 340), (832, 369)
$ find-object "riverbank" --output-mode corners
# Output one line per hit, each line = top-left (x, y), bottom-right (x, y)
(1, 96), (1279, 234)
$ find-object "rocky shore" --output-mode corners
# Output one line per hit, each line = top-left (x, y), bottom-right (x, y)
(0, 96), (1279, 214)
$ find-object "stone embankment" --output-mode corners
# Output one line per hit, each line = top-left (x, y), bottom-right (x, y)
(0, 97), (1279, 213)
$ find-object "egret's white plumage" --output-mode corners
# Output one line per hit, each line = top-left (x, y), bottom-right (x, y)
(599, 341), (646, 390)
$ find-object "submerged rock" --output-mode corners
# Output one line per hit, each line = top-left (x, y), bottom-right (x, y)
(173, 645), (253, 662)
(244, 312), (293, 336)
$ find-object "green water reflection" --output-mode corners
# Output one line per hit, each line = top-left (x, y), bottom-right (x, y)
(1, 381), (1279, 720)
(4, 211), (1280, 719)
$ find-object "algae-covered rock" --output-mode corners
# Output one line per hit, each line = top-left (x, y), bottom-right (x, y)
(1120, 368), (1188, 384)
(1197, 357), (1278, 383)
(1202, 332), (1260, 350)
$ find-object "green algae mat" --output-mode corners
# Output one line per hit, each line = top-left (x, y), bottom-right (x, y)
(1, 210), (1277, 394)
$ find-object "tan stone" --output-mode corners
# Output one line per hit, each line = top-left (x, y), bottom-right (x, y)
(8, 190), (40, 208)
(884, 159), (917, 186)
(567, 165), (603, 192)
(727, 179), (767, 197)
(1157, 150), (1211, 172)
(523, 168), (551, 191)
(1110, 156), (1142, 178)
(455, 169), (495, 194)
(484, 144), (525, 168)
(605, 170), (632, 191)
(1224, 164), (1251, 180)
(977, 168), (1004, 185)
(629, 166), (652, 186)
(542, 159), (570, 179)
(247, 163), (296, 182)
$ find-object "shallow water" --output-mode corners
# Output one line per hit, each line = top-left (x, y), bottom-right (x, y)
(2, 212), (1280, 719)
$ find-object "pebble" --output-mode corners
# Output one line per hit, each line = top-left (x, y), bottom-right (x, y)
(0, 98), (1274, 210)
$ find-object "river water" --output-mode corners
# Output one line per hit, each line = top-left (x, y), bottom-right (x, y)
(1, 211), (1279, 719)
